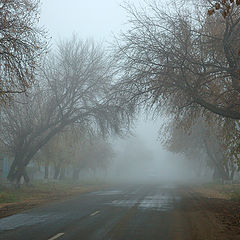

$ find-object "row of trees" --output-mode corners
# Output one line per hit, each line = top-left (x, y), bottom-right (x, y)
(0, 36), (133, 184)
(36, 129), (114, 181)
(0, 0), (135, 185)
(160, 116), (238, 180)
(112, 0), (240, 180)
(2, 0), (240, 183)
(114, 0), (240, 119)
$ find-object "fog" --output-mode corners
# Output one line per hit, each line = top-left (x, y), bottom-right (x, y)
(104, 116), (199, 183)
(40, 0), (129, 42)
(1, 0), (218, 186)
(36, 0), (210, 184)
(1, 1), (239, 239)
(71, 114), (208, 184)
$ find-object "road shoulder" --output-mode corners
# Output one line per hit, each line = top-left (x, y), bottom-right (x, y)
(171, 186), (240, 240)
(0, 181), (105, 219)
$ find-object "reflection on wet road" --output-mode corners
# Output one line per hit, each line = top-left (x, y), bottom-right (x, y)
(0, 184), (181, 240)
(105, 192), (178, 211)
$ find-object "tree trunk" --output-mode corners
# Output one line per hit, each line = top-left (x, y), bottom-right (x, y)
(44, 162), (49, 179)
(59, 167), (65, 180)
(22, 169), (30, 184)
(54, 164), (61, 180)
(72, 168), (80, 181)
(7, 158), (18, 182)
(7, 153), (30, 184)
(8, 166), (30, 185)
(204, 139), (229, 181)
(230, 167), (235, 181)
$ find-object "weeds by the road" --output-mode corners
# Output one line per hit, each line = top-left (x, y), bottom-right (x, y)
(197, 182), (240, 200)
(0, 181), (103, 203)
(0, 180), (106, 218)
(0, 191), (19, 203)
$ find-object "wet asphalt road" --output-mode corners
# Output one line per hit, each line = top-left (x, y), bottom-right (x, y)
(0, 184), (181, 240)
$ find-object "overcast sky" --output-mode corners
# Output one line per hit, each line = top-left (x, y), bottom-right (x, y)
(40, 0), (132, 42)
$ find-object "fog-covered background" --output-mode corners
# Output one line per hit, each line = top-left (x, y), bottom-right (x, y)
(2, 0), (238, 185)
(38, 0), (192, 182)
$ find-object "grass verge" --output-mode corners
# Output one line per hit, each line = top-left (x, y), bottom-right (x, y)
(0, 180), (105, 218)
(194, 182), (240, 200)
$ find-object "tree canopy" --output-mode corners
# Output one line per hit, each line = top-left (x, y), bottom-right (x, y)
(114, 0), (240, 120)
(0, 0), (47, 102)
(0, 37), (132, 184)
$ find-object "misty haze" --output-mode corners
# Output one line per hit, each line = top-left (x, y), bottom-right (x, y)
(1, 0), (240, 240)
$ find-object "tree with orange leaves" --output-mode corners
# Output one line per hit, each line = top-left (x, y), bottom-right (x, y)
(207, 0), (240, 18)
(0, 0), (47, 103)
(114, 0), (240, 120)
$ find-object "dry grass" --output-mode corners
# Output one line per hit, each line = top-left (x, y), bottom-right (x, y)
(193, 183), (240, 200)
(0, 181), (105, 218)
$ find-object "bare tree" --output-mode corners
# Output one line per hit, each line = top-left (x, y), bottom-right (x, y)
(0, 0), (47, 102)
(113, 1), (240, 120)
(0, 37), (132, 184)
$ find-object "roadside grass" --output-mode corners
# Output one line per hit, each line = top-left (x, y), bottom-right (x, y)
(0, 184), (27, 203)
(0, 180), (105, 205)
(0, 180), (106, 219)
(0, 192), (20, 203)
(200, 182), (240, 200)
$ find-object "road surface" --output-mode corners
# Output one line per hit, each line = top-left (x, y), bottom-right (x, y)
(0, 183), (235, 240)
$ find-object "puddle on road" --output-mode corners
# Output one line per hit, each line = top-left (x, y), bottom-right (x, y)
(139, 195), (175, 210)
(106, 193), (180, 211)
(91, 190), (123, 196)
(108, 199), (136, 208)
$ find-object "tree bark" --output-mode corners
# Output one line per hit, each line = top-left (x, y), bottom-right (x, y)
(72, 168), (80, 181)
(8, 120), (73, 183)
(59, 167), (65, 180)
(44, 162), (49, 179)
(54, 163), (61, 180)
(7, 152), (29, 184)
(230, 166), (236, 181)
(204, 139), (229, 181)
(22, 169), (30, 184)
(8, 161), (30, 185)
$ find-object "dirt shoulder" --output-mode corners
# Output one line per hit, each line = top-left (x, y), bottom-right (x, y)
(0, 181), (105, 219)
(171, 185), (240, 240)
